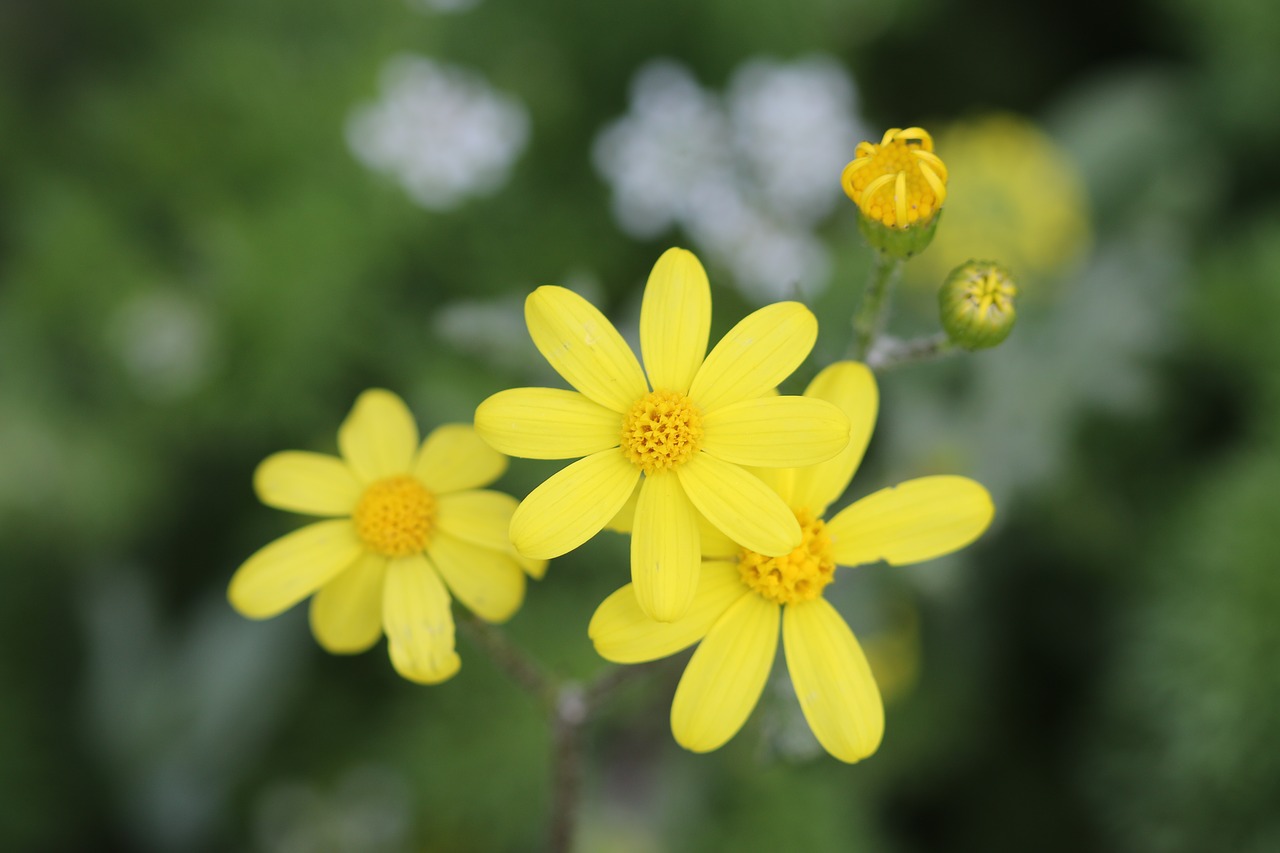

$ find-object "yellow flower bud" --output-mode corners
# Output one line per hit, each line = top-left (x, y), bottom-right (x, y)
(842, 127), (947, 258)
(939, 261), (1018, 350)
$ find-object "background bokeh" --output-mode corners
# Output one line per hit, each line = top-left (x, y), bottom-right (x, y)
(3, 0), (1279, 850)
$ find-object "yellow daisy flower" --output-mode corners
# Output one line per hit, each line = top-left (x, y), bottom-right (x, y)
(228, 389), (545, 685)
(589, 362), (994, 762)
(475, 248), (850, 623)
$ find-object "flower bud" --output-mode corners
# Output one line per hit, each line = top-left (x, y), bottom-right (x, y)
(939, 261), (1018, 350)
(842, 127), (948, 259)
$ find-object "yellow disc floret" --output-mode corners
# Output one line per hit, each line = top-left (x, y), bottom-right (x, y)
(352, 475), (437, 557)
(620, 390), (704, 475)
(738, 510), (836, 605)
(842, 127), (948, 229)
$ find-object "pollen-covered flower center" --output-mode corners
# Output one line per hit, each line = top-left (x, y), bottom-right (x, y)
(620, 390), (704, 474)
(738, 511), (836, 605)
(843, 128), (948, 229)
(352, 475), (437, 557)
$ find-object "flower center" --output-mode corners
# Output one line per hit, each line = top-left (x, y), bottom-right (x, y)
(620, 390), (704, 474)
(842, 127), (948, 229)
(738, 510), (836, 605)
(352, 475), (437, 557)
(963, 266), (1018, 316)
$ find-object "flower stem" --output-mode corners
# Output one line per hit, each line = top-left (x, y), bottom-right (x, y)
(867, 332), (957, 371)
(457, 612), (557, 710)
(458, 615), (663, 852)
(852, 251), (903, 360)
(548, 683), (587, 853)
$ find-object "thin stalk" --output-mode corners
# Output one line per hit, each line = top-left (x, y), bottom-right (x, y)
(458, 615), (663, 853)
(867, 332), (957, 372)
(852, 251), (903, 360)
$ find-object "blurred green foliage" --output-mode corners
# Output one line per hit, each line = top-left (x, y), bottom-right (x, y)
(2, 0), (1279, 850)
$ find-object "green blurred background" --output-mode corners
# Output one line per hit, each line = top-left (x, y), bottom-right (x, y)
(3, 0), (1280, 850)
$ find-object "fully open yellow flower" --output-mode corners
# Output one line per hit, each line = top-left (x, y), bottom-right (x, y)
(228, 389), (544, 684)
(475, 248), (850, 623)
(589, 362), (993, 762)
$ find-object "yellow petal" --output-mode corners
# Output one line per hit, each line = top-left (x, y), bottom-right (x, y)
(747, 466), (796, 508)
(474, 388), (621, 460)
(525, 285), (648, 413)
(412, 424), (507, 494)
(510, 450), (640, 559)
(589, 561), (748, 663)
(604, 478), (641, 534)
(677, 453), (801, 557)
(631, 473), (701, 622)
(827, 476), (994, 567)
(700, 396), (850, 468)
(671, 592), (779, 753)
(688, 302), (817, 412)
(790, 362), (878, 516)
(436, 489), (548, 580)
(696, 511), (739, 559)
(383, 555), (460, 684)
(435, 489), (517, 549)
(428, 532), (526, 624)
(228, 520), (364, 619)
(254, 451), (361, 516)
(513, 551), (549, 580)
(640, 248), (711, 395)
(783, 598), (884, 763)
(309, 553), (387, 654)
(338, 389), (419, 482)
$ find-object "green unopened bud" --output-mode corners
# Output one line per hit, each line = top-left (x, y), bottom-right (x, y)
(939, 261), (1018, 350)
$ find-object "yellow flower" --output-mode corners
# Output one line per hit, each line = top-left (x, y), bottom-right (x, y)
(228, 389), (544, 685)
(589, 362), (993, 762)
(842, 127), (948, 229)
(474, 248), (850, 623)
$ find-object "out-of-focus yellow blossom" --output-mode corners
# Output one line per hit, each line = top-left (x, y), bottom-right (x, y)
(911, 114), (1091, 292)
(590, 362), (994, 763)
(229, 390), (544, 685)
(842, 127), (948, 257)
(474, 248), (850, 624)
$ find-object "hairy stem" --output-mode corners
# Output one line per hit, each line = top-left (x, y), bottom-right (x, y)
(867, 332), (957, 371)
(852, 251), (903, 360)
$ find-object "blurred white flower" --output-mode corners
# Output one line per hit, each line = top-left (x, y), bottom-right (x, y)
(728, 56), (862, 225)
(593, 56), (865, 301)
(347, 56), (530, 211)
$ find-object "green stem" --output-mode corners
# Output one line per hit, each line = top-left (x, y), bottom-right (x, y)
(852, 251), (903, 360)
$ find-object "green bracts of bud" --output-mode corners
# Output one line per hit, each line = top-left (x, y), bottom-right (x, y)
(859, 210), (941, 260)
(939, 261), (1018, 350)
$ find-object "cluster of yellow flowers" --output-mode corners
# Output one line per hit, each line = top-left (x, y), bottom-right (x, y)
(227, 129), (998, 764)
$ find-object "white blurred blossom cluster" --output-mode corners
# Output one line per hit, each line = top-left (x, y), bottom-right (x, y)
(347, 56), (530, 211)
(593, 57), (866, 301)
